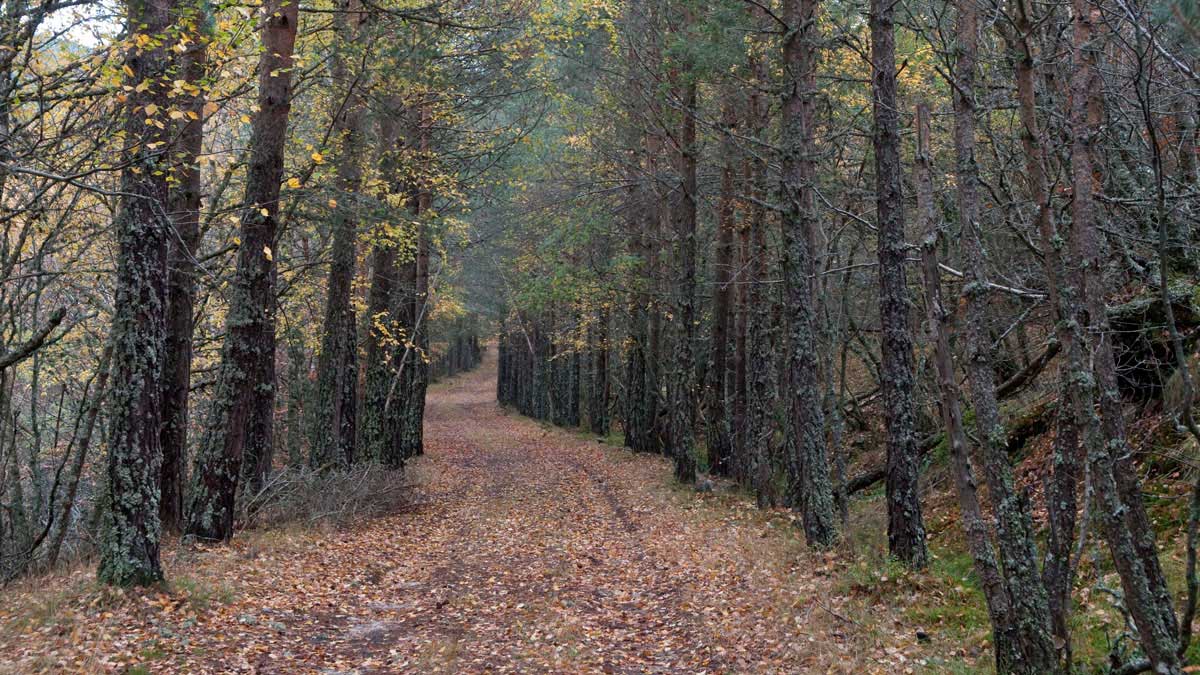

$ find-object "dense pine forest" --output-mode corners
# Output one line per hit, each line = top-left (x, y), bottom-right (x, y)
(1, 0), (1200, 671)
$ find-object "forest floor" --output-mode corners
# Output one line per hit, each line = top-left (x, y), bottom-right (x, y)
(2, 349), (1000, 674)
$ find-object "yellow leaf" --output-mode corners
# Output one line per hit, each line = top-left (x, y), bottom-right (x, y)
(327, 198), (337, 208)
(311, 152), (324, 164)
(169, 110), (185, 120)
(259, 207), (269, 217)
(286, 177), (301, 189)
(263, 246), (273, 261)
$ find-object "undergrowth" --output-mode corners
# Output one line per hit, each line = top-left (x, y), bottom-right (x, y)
(239, 462), (410, 531)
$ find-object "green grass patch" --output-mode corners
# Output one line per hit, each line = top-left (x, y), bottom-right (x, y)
(138, 642), (167, 660)
(600, 429), (625, 447)
(171, 576), (235, 612)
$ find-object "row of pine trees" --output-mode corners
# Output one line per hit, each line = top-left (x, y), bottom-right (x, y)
(96, 0), (472, 586)
(491, 0), (1200, 672)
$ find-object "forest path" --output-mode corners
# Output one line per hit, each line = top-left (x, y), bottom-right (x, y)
(1, 347), (876, 674)
(288, 347), (813, 673)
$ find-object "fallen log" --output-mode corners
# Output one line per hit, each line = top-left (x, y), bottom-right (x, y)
(845, 397), (1056, 496)
(844, 341), (1058, 497)
(843, 285), (1199, 496)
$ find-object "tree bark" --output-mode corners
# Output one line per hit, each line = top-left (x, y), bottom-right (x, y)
(622, 131), (651, 451)
(870, 0), (928, 568)
(98, 0), (173, 586)
(185, 0), (298, 541)
(780, 0), (836, 546)
(704, 94), (737, 478)
(951, 0), (1057, 668)
(1003, 2), (1079, 664)
(1066, 1), (1182, 668)
(667, 62), (698, 484)
(590, 307), (609, 435)
(160, 9), (208, 532)
(400, 101), (432, 458)
(645, 127), (666, 455)
(915, 102), (1019, 675)
(312, 0), (366, 469)
(732, 205), (749, 482)
(361, 103), (404, 466)
(745, 42), (775, 503)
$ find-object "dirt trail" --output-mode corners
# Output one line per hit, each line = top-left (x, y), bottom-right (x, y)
(300, 349), (784, 673)
(2, 348), (876, 674)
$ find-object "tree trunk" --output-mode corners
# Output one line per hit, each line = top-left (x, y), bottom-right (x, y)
(623, 125), (653, 452)
(951, 0), (1057, 668)
(590, 307), (609, 435)
(1067, 0), (1181, 668)
(361, 103), (404, 466)
(704, 95), (737, 478)
(1003, 3), (1079, 664)
(160, 13), (207, 533)
(391, 210), (419, 457)
(745, 44), (775, 502)
(283, 328), (308, 466)
(185, 0), (298, 541)
(403, 101), (432, 458)
(48, 345), (112, 568)
(732, 207), (749, 483)
(870, 0), (928, 568)
(667, 68), (698, 484)
(98, 0), (173, 586)
(780, 0), (836, 546)
(646, 130), (665, 455)
(915, 102), (1020, 675)
(312, 0), (366, 469)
